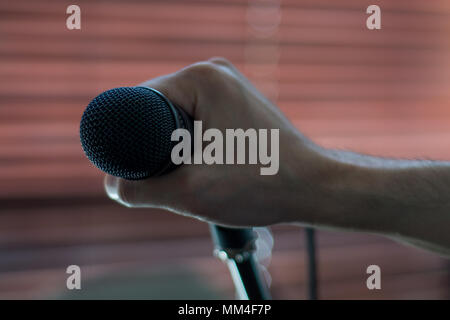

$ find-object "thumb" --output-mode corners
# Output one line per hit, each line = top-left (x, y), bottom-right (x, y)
(138, 58), (233, 118)
(137, 64), (201, 118)
(104, 165), (193, 211)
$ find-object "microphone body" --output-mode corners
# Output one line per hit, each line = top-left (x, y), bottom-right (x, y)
(80, 86), (270, 300)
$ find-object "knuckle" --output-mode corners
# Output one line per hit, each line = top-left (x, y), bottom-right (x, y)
(183, 61), (222, 81)
(208, 57), (232, 67)
(179, 59), (239, 103)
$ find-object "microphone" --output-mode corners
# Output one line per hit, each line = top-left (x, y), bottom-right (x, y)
(80, 86), (192, 180)
(79, 86), (270, 299)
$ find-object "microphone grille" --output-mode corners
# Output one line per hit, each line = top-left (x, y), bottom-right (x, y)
(80, 87), (177, 180)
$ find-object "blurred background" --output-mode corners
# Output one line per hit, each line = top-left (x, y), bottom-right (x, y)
(1, 0), (450, 299)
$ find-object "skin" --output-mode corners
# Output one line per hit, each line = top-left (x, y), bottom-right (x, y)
(105, 58), (450, 257)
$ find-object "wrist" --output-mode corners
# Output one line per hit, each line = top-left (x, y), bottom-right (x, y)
(304, 147), (414, 235)
(280, 141), (345, 226)
(287, 144), (394, 233)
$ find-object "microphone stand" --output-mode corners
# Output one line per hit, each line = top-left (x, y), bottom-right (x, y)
(305, 227), (318, 300)
(209, 225), (271, 300)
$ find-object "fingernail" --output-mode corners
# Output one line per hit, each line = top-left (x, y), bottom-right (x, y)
(104, 175), (119, 200)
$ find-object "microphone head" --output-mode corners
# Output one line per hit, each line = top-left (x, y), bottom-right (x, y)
(80, 87), (178, 180)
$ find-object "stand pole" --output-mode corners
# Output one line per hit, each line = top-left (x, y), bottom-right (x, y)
(305, 227), (318, 300)
(209, 225), (271, 300)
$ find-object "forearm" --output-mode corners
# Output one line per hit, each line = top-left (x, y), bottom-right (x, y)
(300, 146), (450, 256)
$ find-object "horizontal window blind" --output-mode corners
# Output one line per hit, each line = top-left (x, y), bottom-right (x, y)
(0, 0), (449, 299)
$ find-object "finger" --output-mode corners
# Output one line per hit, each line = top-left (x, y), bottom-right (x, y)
(104, 175), (119, 200)
(104, 175), (135, 207)
(138, 59), (232, 119)
(138, 68), (198, 117)
(104, 167), (190, 209)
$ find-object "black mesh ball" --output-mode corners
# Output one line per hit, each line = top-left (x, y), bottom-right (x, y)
(80, 87), (177, 180)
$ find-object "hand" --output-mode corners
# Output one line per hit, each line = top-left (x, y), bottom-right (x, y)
(104, 58), (450, 256)
(104, 58), (329, 227)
